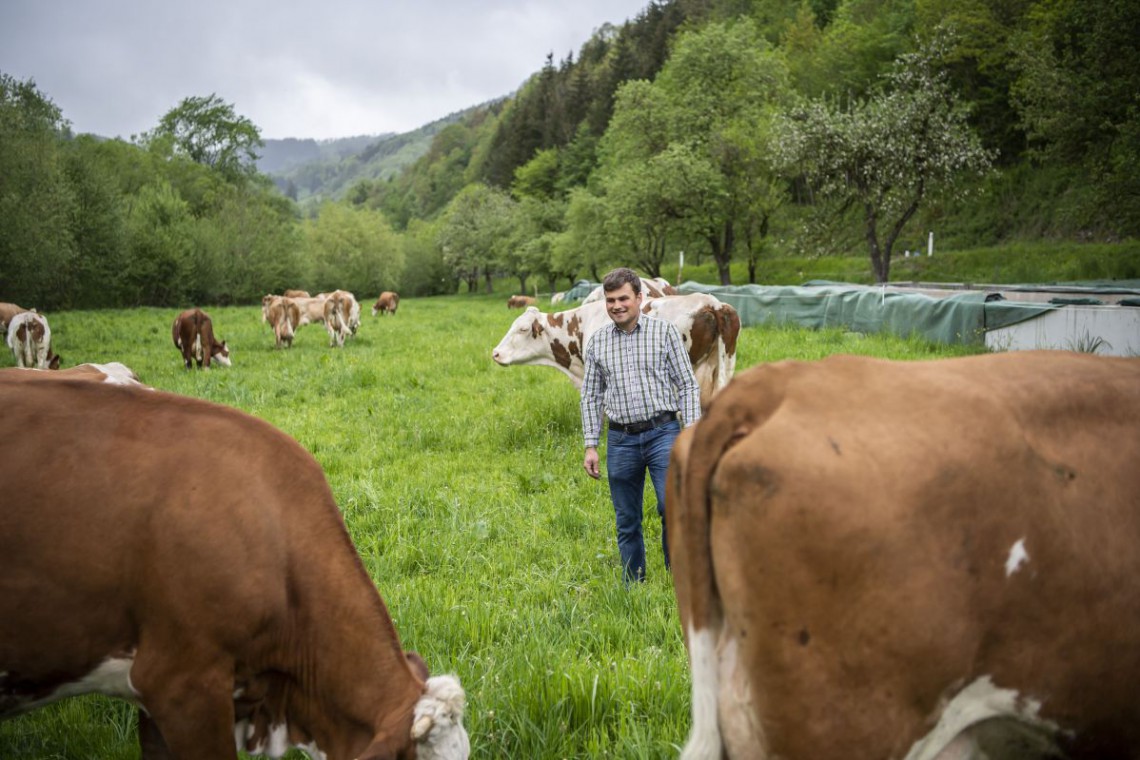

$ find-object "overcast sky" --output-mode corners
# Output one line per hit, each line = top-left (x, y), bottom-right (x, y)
(1, 0), (650, 141)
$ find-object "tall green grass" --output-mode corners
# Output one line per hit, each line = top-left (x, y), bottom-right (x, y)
(0, 296), (983, 759)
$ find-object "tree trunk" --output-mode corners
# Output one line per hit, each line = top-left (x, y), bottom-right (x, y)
(864, 203), (888, 283)
(484, 269), (494, 294)
(707, 219), (734, 286)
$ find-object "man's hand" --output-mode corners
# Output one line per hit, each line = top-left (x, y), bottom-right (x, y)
(583, 446), (601, 479)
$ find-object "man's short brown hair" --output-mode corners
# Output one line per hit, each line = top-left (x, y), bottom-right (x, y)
(602, 267), (641, 294)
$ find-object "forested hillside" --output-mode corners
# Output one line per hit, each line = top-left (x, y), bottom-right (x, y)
(3, 0), (1137, 310)
(261, 105), (493, 206)
(256, 134), (382, 176)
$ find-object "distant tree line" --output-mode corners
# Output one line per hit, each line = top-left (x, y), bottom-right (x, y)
(3, 0), (1137, 309)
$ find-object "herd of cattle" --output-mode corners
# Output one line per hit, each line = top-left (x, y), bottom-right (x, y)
(0, 290), (403, 374)
(3, 277), (1140, 759)
(261, 289), (400, 350)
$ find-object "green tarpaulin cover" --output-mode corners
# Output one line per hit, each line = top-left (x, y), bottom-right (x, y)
(677, 281), (1056, 345)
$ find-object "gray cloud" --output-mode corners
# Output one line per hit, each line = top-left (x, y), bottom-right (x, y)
(1, 0), (648, 140)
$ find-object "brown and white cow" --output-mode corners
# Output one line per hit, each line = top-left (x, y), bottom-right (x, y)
(372, 291), (400, 316)
(6, 310), (60, 370)
(492, 294), (740, 407)
(0, 302), (28, 334)
(172, 308), (231, 369)
(265, 296), (302, 349)
(581, 277), (675, 304)
(323, 290), (360, 347)
(284, 289), (311, 298)
(507, 295), (536, 309)
(2, 361), (148, 388)
(0, 373), (470, 760)
(293, 294), (330, 327)
(667, 350), (1140, 760)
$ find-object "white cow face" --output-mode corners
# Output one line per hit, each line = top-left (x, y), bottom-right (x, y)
(410, 675), (470, 760)
(491, 307), (550, 368)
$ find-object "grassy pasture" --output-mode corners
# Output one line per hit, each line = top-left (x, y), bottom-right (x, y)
(0, 294), (983, 759)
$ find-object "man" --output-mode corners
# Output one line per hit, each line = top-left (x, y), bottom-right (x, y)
(581, 267), (702, 583)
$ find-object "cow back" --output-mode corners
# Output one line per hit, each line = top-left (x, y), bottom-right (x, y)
(0, 375), (460, 757)
(669, 351), (1140, 759)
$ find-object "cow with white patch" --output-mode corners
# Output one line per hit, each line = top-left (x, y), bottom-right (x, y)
(295, 294), (330, 327)
(172, 308), (231, 369)
(0, 372), (470, 760)
(372, 291), (400, 316)
(6, 310), (60, 370)
(667, 350), (1140, 760)
(2, 361), (148, 388)
(492, 293), (740, 408)
(507, 295), (536, 309)
(323, 290), (360, 347)
(581, 277), (674, 304)
(265, 296), (302, 349)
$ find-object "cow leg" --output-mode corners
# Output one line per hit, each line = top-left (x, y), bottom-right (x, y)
(137, 708), (174, 759)
(132, 651), (238, 760)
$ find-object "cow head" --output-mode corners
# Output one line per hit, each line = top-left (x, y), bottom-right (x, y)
(407, 675), (470, 760)
(211, 340), (232, 367)
(491, 306), (588, 384)
(261, 294), (277, 323)
(356, 677), (469, 760)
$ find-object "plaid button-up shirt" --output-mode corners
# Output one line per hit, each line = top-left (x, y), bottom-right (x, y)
(580, 315), (702, 448)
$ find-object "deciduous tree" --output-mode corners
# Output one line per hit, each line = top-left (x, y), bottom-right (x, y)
(141, 94), (263, 183)
(776, 30), (993, 282)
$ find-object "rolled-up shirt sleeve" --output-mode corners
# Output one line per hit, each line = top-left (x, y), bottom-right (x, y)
(663, 323), (702, 426)
(580, 336), (606, 447)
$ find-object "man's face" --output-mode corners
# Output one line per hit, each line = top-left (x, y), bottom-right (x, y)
(605, 282), (643, 331)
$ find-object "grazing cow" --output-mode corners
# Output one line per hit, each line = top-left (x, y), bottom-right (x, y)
(294, 294), (330, 327)
(6, 311), (60, 370)
(667, 351), (1140, 760)
(581, 277), (674, 304)
(265, 296), (302, 349)
(492, 294), (740, 407)
(507, 295), (536, 309)
(172, 308), (231, 369)
(0, 302), (28, 334)
(323, 290), (360, 347)
(283, 289), (310, 298)
(0, 373), (470, 760)
(550, 292), (566, 305)
(372, 291), (400, 316)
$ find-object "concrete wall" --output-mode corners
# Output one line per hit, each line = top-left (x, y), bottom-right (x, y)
(985, 305), (1140, 356)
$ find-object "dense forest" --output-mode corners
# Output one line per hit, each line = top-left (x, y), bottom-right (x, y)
(2, 0), (1137, 309)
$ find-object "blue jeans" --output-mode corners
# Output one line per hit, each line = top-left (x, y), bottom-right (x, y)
(606, 420), (680, 583)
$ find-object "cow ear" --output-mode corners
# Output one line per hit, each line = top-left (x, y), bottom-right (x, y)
(405, 651), (429, 681)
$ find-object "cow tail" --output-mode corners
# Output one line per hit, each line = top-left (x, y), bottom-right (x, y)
(672, 363), (785, 760)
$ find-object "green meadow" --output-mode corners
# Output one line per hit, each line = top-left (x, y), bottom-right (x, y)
(0, 295), (983, 759)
